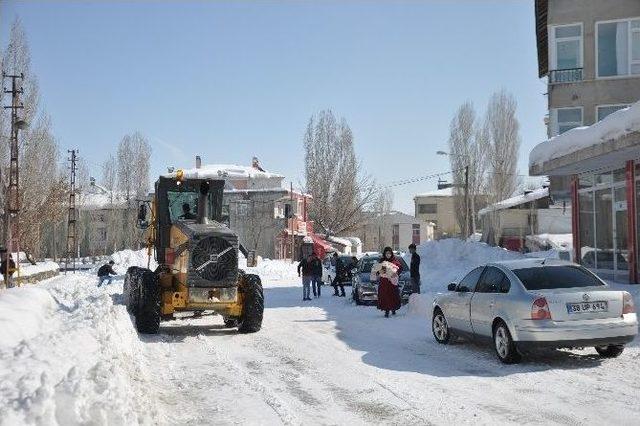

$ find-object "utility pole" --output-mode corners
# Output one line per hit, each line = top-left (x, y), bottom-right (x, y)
(2, 72), (26, 288)
(65, 149), (78, 274)
(290, 181), (295, 263)
(464, 164), (469, 238)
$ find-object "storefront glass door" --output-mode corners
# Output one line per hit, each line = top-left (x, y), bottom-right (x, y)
(614, 186), (628, 281)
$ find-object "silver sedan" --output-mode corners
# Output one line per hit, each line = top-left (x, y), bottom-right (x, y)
(432, 259), (638, 363)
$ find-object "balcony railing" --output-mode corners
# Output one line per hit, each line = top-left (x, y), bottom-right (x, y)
(549, 68), (583, 84)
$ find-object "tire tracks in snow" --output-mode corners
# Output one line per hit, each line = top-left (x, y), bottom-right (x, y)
(195, 334), (301, 425)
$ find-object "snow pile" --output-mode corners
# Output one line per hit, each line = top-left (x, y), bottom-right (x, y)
(241, 258), (299, 282)
(406, 239), (525, 317)
(0, 287), (55, 348)
(530, 100), (640, 168)
(531, 233), (573, 249)
(0, 275), (161, 425)
(108, 248), (158, 274)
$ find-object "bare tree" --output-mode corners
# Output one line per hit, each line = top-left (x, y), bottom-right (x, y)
(483, 90), (522, 244)
(0, 19), (70, 259)
(116, 132), (152, 249)
(101, 154), (119, 253)
(485, 90), (521, 201)
(447, 101), (489, 236)
(303, 110), (377, 236)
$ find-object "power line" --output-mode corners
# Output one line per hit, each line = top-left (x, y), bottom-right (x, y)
(384, 170), (458, 188)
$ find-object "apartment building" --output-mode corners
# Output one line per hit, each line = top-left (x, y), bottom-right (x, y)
(537, 0), (640, 136)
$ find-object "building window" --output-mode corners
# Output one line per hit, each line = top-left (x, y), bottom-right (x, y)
(418, 204), (437, 214)
(392, 224), (400, 250)
(412, 224), (420, 245)
(597, 104), (630, 121)
(550, 24), (583, 70)
(597, 18), (640, 77)
(551, 107), (583, 136)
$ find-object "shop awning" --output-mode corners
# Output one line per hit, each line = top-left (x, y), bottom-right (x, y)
(310, 234), (333, 257)
(529, 102), (640, 176)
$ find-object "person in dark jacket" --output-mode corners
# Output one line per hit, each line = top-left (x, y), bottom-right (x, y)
(0, 249), (16, 288)
(180, 203), (196, 220)
(98, 260), (117, 287)
(331, 252), (346, 297)
(297, 253), (314, 301)
(310, 253), (323, 298)
(408, 243), (421, 294)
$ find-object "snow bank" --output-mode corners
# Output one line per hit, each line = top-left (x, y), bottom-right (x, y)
(530, 100), (640, 168)
(0, 261), (59, 282)
(0, 287), (55, 348)
(405, 239), (525, 317)
(0, 275), (161, 425)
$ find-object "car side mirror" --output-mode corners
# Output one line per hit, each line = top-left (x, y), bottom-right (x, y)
(447, 283), (457, 292)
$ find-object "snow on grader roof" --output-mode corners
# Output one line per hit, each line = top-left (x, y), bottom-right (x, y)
(530, 100), (640, 168)
(164, 164), (284, 181)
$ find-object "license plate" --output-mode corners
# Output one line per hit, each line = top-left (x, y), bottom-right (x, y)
(566, 301), (608, 314)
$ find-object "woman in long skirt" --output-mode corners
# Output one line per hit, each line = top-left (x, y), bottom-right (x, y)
(374, 247), (402, 318)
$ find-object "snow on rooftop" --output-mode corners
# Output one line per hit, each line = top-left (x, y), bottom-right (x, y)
(414, 187), (454, 197)
(165, 164), (284, 180)
(478, 187), (549, 216)
(325, 235), (353, 248)
(530, 101), (640, 168)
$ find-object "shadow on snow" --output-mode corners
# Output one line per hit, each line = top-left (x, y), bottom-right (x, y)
(263, 285), (610, 377)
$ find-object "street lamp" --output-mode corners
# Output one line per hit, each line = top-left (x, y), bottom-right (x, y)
(437, 151), (470, 238)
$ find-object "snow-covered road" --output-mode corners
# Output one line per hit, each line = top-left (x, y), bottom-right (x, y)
(2, 254), (640, 425)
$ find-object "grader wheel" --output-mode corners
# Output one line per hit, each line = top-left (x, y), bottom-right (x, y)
(238, 274), (264, 333)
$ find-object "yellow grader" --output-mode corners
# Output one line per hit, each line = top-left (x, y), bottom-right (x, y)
(123, 171), (264, 334)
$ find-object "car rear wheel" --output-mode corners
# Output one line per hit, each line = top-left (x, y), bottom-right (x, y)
(432, 309), (450, 344)
(595, 345), (625, 358)
(493, 321), (521, 364)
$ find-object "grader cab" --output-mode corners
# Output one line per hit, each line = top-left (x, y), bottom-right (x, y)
(123, 171), (264, 334)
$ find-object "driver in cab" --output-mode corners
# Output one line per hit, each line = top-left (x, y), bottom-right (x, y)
(180, 203), (196, 220)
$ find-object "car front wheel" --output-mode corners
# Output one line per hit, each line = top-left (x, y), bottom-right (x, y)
(432, 309), (450, 344)
(493, 321), (521, 364)
(595, 345), (624, 358)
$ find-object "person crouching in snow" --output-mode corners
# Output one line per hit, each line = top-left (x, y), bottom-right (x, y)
(371, 247), (402, 318)
(97, 260), (117, 286)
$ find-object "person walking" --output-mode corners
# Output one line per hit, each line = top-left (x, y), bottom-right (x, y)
(408, 243), (421, 294)
(331, 252), (346, 297)
(97, 260), (117, 287)
(310, 252), (323, 298)
(297, 253), (314, 301)
(372, 247), (402, 318)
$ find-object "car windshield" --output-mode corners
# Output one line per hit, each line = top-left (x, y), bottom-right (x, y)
(513, 265), (604, 290)
(359, 256), (408, 273)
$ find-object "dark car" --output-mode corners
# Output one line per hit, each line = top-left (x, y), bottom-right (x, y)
(351, 254), (412, 305)
(322, 254), (358, 286)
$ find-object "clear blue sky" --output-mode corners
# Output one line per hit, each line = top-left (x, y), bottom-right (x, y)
(1, 0), (548, 213)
